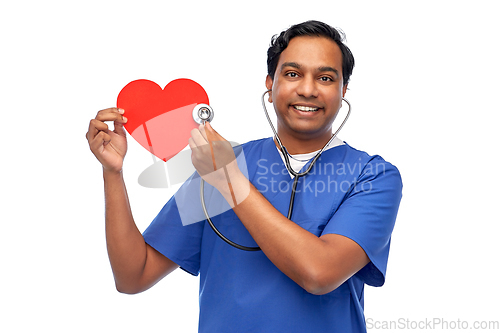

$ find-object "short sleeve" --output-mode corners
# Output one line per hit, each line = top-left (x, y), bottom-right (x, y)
(322, 156), (403, 286)
(142, 143), (248, 276)
(142, 195), (204, 276)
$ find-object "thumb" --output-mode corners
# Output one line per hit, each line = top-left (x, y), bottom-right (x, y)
(204, 121), (222, 141)
(114, 118), (127, 136)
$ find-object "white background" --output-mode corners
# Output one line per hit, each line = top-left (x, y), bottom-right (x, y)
(1, 0), (499, 332)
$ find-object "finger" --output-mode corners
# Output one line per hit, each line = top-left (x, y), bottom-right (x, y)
(188, 137), (197, 150)
(95, 107), (127, 123)
(113, 120), (127, 136)
(198, 124), (208, 142)
(89, 131), (111, 152)
(86, 118), (109, 141)
(204, 122), (224, 141)
(190, 127), (217, 171)
(190, 128), (208, 147)
(95, 107), (124, 117)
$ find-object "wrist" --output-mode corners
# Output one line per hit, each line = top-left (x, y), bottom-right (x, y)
(218, 162), (250, 207)
(103, 167), (123, 179)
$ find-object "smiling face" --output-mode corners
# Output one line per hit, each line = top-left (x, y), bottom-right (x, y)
(266, 36), (348, 153)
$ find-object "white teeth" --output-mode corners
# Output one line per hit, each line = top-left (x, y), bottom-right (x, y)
(294, 105), (318, 112)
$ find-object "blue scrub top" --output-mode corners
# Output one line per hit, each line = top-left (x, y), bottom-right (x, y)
(143, 137), (403, 333)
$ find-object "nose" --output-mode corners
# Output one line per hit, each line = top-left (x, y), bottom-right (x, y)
(296, 75), (318, 98)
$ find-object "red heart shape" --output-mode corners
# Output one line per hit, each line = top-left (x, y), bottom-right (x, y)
(117, 79), (209, 162)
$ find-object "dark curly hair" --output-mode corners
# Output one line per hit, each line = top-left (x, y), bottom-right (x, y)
(267, 20), (354, 86)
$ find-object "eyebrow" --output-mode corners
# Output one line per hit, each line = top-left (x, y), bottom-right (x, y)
(280, 62), (339, 77)
(281, 62), (301, 71)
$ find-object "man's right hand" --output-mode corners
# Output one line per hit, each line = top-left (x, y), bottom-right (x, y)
(86, 107), (128, 172)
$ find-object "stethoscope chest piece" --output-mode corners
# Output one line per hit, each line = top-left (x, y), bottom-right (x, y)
(193, 103), (214, 124)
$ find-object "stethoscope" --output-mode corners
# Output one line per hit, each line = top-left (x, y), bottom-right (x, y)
(193, 91), (351, 251)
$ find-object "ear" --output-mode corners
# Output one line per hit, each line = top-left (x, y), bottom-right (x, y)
(265, 75), (273, 103)
(342, 84), (348, 97)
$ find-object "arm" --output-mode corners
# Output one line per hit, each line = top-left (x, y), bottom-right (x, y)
(233, 182), (368, 295)
(87, 108), (178, 294)
(189, 123), (369, 295)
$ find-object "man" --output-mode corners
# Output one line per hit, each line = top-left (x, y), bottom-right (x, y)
(86, 20), (402, 332)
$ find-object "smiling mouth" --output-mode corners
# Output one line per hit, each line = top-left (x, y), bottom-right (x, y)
(293, 105), (319, 112)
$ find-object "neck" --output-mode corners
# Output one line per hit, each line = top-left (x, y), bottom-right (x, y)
(274, 129), (333, 155)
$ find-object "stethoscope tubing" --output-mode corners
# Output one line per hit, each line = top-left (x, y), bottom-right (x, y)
(200, 91), (351, 251)
(200, 178), (261, 251)
(262, 90), (351, 178)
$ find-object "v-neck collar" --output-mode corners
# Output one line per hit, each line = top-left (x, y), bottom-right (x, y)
(275, 137), (345, 178)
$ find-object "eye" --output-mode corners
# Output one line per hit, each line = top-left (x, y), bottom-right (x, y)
(319, 76), (334, 82)
(285, 72), (299, 78)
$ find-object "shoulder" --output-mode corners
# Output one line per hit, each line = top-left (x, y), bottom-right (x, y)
(341, 144), (403, 212)
(318, 142), (403, 199)
(341, 142), (402, 181)
(239, 137), (273, 151)
(234, 137), (275, 161)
